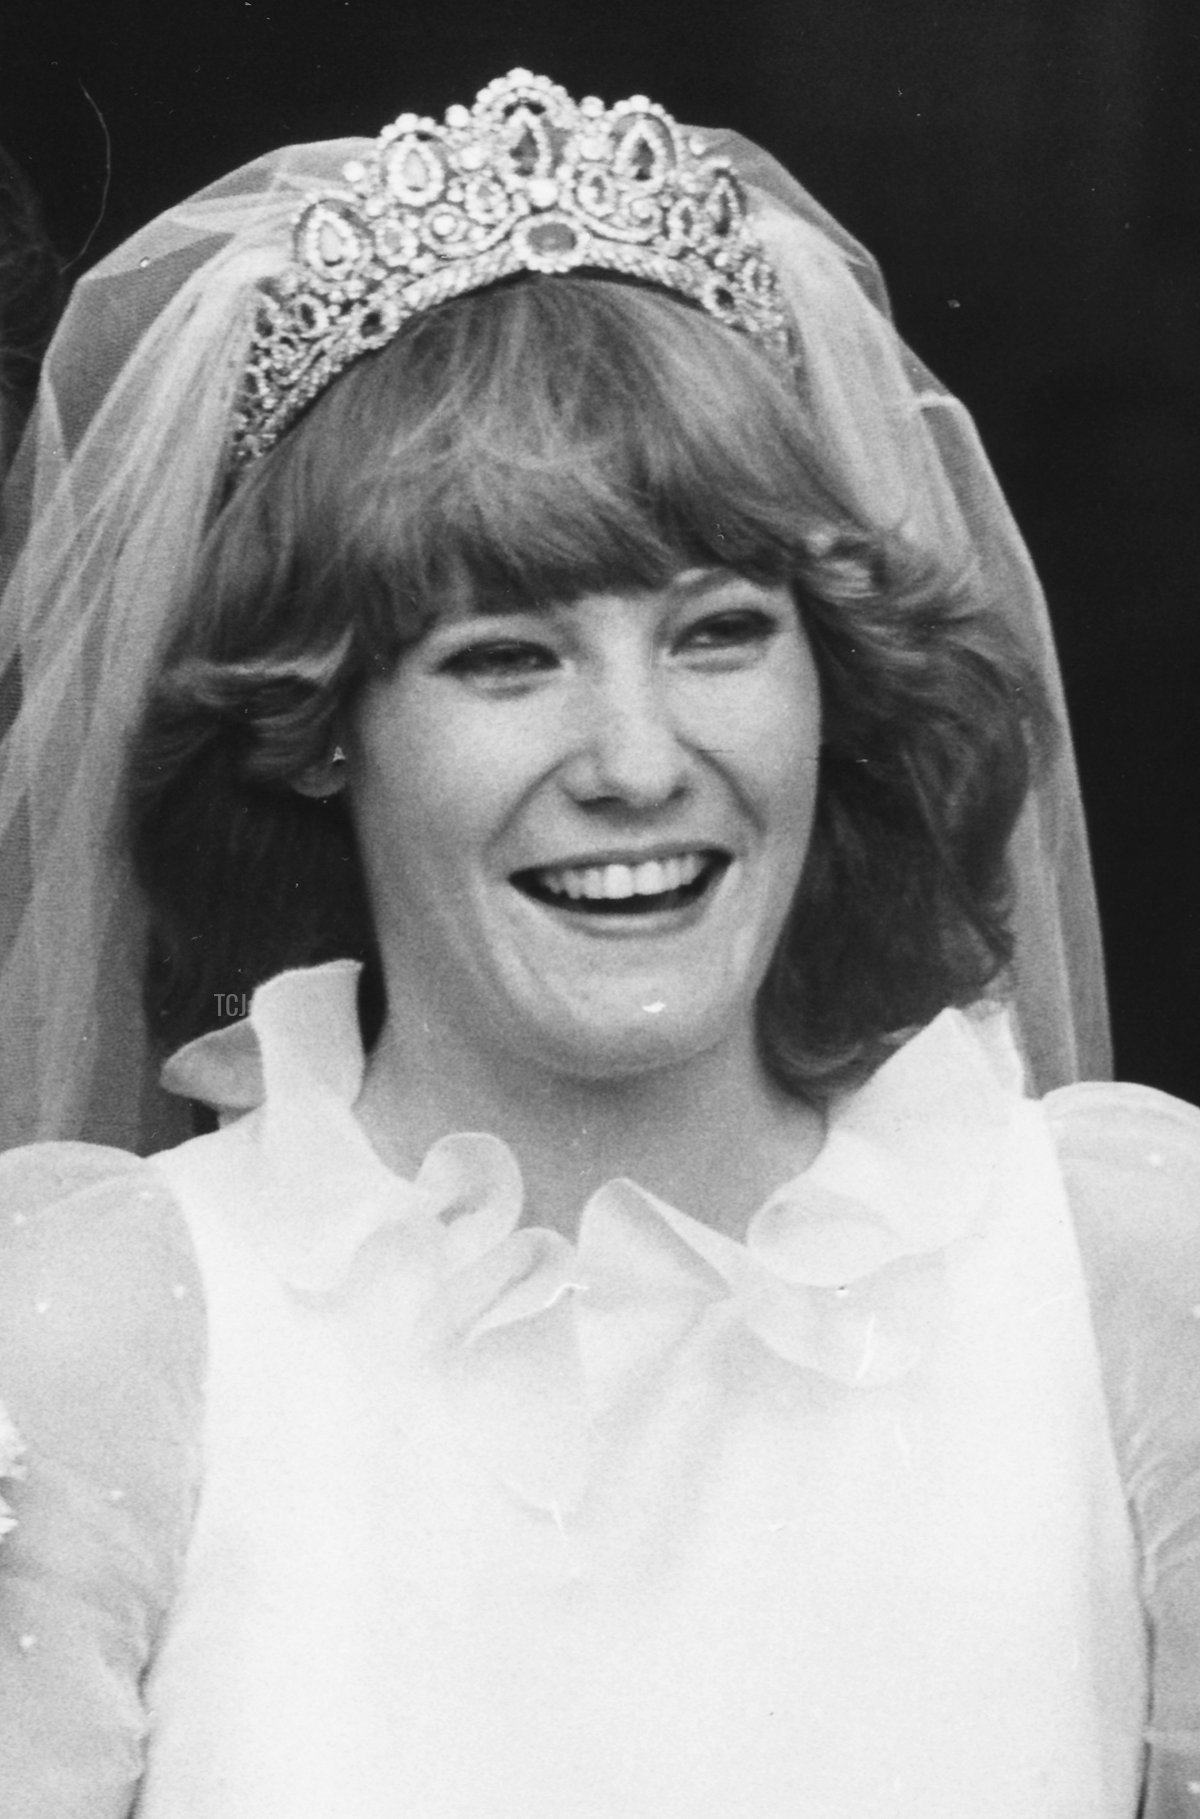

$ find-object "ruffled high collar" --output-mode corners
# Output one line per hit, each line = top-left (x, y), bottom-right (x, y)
(162, 962), (1026, 1411)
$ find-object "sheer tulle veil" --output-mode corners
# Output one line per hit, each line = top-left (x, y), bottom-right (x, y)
(0, 94), (1111, 1153)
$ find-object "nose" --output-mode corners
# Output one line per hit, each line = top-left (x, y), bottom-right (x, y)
(561, 666), (692, 810)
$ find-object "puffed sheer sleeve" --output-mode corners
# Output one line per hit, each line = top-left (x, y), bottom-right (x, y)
(0, 1143), (205, 1818)
(1050, 1083), (1200, 1816)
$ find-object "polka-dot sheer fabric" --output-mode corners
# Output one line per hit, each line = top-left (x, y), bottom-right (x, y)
(0, 1148), (204, 1812)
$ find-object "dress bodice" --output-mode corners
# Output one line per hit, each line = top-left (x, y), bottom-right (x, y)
(151, 965), (1145, 1815)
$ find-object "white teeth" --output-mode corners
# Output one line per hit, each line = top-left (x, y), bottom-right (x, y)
(535, 852), (711, 902)
(633, 861), (665, 896)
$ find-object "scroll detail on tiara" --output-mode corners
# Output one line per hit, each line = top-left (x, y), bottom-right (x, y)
(232, 70), (793, 465)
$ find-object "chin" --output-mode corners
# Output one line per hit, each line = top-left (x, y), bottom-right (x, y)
(505, 994), (747, 1084)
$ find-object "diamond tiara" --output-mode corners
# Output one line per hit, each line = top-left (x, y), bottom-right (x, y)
(232, 70), (794, 465)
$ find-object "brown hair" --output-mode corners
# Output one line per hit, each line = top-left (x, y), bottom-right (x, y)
(128, 275), (1054, 1096)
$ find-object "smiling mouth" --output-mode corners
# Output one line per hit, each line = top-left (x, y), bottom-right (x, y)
(513, 850), (730, 916)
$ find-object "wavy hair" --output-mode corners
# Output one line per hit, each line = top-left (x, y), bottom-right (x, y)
(127, 275), (1054, 1097)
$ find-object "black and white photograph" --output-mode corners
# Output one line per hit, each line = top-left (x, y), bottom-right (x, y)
(1, 3), (1197, 1812)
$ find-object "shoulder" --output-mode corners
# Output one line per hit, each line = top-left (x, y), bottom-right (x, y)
(1045, 1081), (1200, 1308)
(0, 1137), (193, 1237)
(0, 1140), (202, 1357)
(1045, 1076), (1200, 1178)
(1045, 1081), (1200, 1455)
(0, 1142), (204, 1489)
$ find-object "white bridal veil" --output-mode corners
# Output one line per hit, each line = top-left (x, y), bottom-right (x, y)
(0, 93), (1110, 1152)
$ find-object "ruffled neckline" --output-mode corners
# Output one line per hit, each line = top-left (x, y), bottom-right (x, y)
(162, 962), (1026, 1403)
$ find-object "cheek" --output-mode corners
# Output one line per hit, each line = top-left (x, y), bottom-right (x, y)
(743, 661), (823, 846)
(350, 691), (451, 885)
(351, 687), (527, 883)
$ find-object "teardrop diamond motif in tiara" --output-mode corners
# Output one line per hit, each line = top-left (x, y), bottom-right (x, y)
(233, 70), (795, 466)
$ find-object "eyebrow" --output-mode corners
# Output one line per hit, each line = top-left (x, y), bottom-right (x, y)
(668, 569), (776, 603)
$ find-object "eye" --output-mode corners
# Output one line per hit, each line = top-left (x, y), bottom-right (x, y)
(438, 638), (559, 684)
(675, 608), (782, 661)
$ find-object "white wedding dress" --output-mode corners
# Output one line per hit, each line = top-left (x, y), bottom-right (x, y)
(3, 962), (1198, 1815)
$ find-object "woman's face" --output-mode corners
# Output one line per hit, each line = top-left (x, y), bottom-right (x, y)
(348, 570), (822, 1082)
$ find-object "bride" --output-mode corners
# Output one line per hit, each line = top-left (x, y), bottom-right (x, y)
(0, 70), (1196, 1817)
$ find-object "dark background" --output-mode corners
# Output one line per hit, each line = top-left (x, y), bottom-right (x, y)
(4, 0), (1198, 1100)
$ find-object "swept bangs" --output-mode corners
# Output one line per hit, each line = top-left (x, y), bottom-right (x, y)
(222, 276), (856, 668)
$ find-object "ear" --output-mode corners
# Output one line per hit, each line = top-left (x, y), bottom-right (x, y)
(291, 743), (348, 800)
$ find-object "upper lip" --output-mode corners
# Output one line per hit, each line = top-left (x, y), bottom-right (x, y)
(512, 843), (731, 874)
